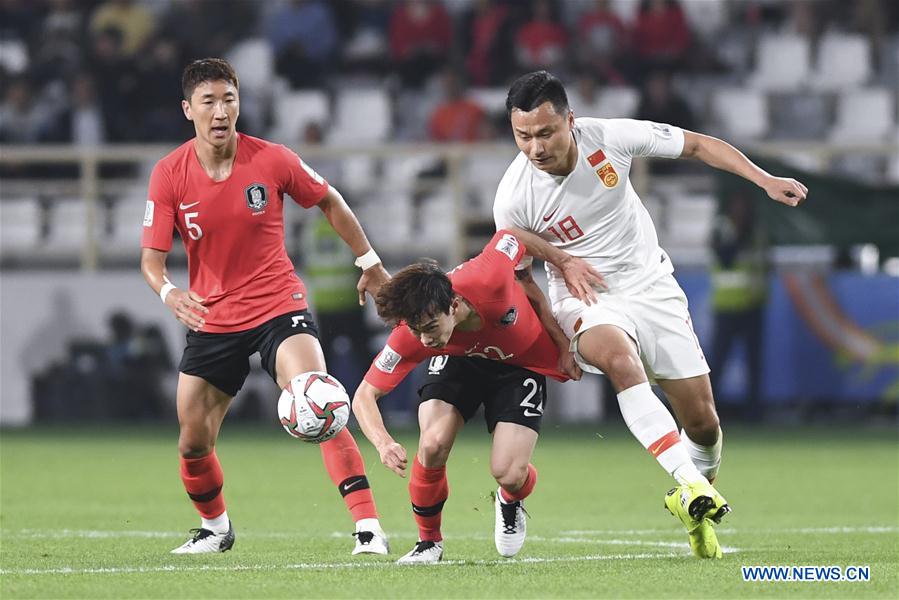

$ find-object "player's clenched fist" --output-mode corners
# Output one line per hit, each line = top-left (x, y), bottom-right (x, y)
(377, 440), (408, 477)
(165, 288), (209, 331)
(764, 176), (808, 207)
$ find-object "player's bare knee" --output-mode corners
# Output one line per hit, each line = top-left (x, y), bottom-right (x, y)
(603, 353), (645, 390)
(492, 462), (528, 492)
(683, 414), (720, 446)
(417, 432), (453, 466)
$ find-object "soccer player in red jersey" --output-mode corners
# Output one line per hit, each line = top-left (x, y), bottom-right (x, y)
(352, 230), (581, 563)
(140, 58), (391, 555)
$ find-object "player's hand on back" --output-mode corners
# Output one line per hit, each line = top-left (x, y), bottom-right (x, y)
(357, 264), (391, 306)
(377, 440), (408, 477)
(559, 350), (583, 381)
(559, 256), (607, 305)
(164, 288), (209, 332)
(764, 176), (808, 207)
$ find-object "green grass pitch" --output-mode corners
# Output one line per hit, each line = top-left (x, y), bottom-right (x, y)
(1, 422), (897, 598)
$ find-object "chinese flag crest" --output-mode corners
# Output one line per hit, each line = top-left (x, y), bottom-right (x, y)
(587, 149), (619, 188)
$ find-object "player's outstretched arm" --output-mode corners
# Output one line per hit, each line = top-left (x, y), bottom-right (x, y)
(352, 380), (408, 477)
(507, 226), (607, 305)
(140, 248), (208, 331)
(680, 131), (808, 207)
(515, 266), (581, 381)
(316, 186), (390, 305)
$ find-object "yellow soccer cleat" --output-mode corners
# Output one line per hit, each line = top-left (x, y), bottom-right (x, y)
(665, 483), (731, 559)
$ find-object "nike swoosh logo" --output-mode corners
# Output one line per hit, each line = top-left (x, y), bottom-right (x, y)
(542, 209), (558, 222)
(649, 440), (665, 455)
(523, 410), (542, 417)
(179, 201), (200, 210)
(342, 479), (363, 492)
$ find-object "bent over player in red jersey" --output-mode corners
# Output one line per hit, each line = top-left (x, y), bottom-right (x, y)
(140, 59), (390, 555)
(353, 230), (581, 563)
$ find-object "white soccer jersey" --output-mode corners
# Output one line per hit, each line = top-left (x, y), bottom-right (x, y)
(493, 117), (685, 302)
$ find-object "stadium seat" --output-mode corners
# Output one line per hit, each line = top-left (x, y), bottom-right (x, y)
(768, 92), (829, 140)
(329, 89), (391, 143)
(44, 199), (88, 259)
(711, 88), (768, 141)
(225, 38), (274, 92)
(829, 88), (895, 142)
(271, 90), (330, 145)
(664, 193), (717, 248)
(102, 196), (146, 260)
(568, 86), (640, 119)
(469, 87), (508, 118)
(809, 33), (872, 91)
(749, 34), (811, 91)
(0, 198), (42, 257)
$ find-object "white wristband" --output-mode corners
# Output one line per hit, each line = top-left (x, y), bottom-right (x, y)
(159, 282), (177, 303)
(354, 249), (381, 271)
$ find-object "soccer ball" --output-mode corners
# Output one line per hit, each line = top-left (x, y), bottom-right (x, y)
(277, 372), (350, 443)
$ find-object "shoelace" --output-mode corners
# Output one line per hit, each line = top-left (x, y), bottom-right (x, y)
(353, 531), (375, 545)
(413, 540), (437, 554)
(500, 501), (519, 535)
(187, 528), (214, 542)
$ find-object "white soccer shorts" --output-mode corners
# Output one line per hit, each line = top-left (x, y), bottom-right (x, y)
(554, 274), (709, 381)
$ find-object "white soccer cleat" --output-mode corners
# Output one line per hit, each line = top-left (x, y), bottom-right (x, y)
(352, 529), (390, 555)
(170, 522), (235, 554)
(494, 488), (527, 557)
(396, 540), (444, 564)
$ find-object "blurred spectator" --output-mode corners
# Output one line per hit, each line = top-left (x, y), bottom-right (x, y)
(461, 0), (517, 86)
(635, 70), (695, 129)
(340, 0), (392, 75)
(300, 212), (371, 392)
(158, 0), (254, 60)
(0, 77), (55, 143)
(89, 0), (155, 57)
(136, 37), (190, 141)
(86, 27), (137, 142)
(49, 73), (106, 145)
(266, 0), (339, 89)
(635, 71), (694, 174)
(709, 192), (768, 419)
(389, 0), (453, 88)
(428, 69), (490, 142)
(0, 0), (40, 46)
(514, 0), (570, 75)
(631, 0), (692, 75)
(576, 0), (629, 85)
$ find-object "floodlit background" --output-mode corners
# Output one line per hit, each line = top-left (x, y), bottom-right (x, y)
(1, 0), (897, 428)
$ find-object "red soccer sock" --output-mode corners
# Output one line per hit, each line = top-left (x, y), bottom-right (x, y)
(409, 456), (449, 542)
(499, 463), (538, 503)
(320, 427), (378, 522)
(179, 450), (226, 519)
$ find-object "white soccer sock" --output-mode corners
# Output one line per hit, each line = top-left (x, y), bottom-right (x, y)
(617, 383), (707, 486)
(355, 517), (383, 534)
(681, 427), (723, 482)
(201, 510), (230, 534)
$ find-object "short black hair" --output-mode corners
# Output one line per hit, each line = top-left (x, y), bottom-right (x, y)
(181, 58), (239, 102)
(375, 260), (454, 328)
(505, 71), (569, 118)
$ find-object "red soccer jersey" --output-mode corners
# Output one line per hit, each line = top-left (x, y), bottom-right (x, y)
(364, 230), (566, 393)
(141, 133), (328, 333)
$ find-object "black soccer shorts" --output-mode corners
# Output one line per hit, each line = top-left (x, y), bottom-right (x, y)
(417, 355), (547, 433)
(178, 309), (320, 396)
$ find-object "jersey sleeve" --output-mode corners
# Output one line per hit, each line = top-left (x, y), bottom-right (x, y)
(140, 161), (176, 251)
(278, 145), (330, 208)
(482, 229), (526, 267)
(362, 328), (426, 393)
(492, 163), (534, 270)
(605, 119), (685, 159)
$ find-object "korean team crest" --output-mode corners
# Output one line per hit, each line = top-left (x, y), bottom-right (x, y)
(245, 183), (268, 212)
(587, 149), (619, 189)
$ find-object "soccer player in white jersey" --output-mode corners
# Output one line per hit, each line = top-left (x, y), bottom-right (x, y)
(493, 71), (807, 558)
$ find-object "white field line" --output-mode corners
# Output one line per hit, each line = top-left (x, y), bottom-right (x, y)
(6, 524), (895, 540)
(561, 526), (899, 536)
(0, 551), (688, 576)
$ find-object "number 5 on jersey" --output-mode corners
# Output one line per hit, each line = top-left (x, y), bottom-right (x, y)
(184, 212), (203, 240)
